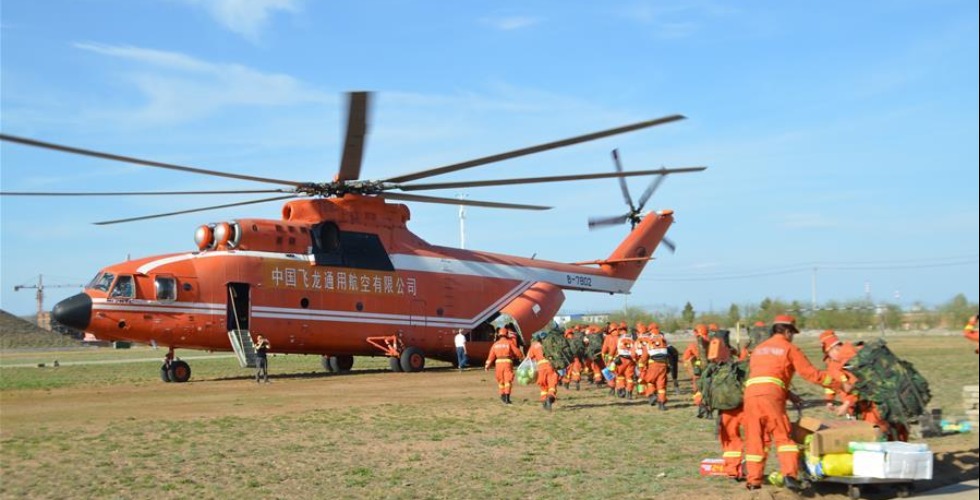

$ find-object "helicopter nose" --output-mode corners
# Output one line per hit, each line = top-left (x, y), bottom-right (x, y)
(52, 293), (92, 330)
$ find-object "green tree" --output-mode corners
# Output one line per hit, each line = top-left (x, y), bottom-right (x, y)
(727, 304), (741, 326)
(682, 302), (695, 327)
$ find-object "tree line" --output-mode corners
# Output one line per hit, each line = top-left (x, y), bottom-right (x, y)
(599, 293), (977, 333)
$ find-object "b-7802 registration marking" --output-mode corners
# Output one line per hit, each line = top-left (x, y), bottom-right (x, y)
(566, 275), (593, 287)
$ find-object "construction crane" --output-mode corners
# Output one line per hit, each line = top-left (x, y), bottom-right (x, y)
(13, 274), (84, 330)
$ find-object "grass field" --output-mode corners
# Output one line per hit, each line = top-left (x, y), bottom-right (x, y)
(1, 331), (977, 499)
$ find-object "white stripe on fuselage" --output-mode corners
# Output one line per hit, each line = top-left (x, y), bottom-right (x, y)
(91, 280), (533, 330)
(135, 250), (633, 293)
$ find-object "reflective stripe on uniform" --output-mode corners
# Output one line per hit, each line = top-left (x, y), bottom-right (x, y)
(537, 359), (551, 366)
(745, 454), (765, 463)
(745, 376), (785, 388)
(723, 451), (743, 458)
(777, 445), (799, 453)
(495, 359), (513, 364)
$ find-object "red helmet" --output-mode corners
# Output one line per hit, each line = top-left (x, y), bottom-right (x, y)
(772, 315), (799, 333)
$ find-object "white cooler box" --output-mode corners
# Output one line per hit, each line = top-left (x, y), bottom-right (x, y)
(851, 442), (933, 480)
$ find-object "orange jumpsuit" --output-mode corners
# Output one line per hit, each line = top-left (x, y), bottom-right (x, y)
(526, 342), (559, 404)
(601, 330), (621, 388)
(719, 408), (744, 478)
(682, 337), (707, 404)
(584, 332), (605, 384)
(640, 334), (670, 405)
(484, 337), (523, 398)
(743, 334), (838, 487)
(614, 336), (637, 395)
(965, 317), (979, 354)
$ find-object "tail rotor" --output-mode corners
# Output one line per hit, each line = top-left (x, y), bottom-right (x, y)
(587, 149), (676, 253)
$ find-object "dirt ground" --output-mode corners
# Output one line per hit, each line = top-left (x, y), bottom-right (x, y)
(3, 364), (977, 499)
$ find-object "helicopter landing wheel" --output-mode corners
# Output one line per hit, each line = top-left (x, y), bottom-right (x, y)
(389, 357), (403, 372)
(160, 364), (173, 382)
(168, 359), (191, 383)
(399, 346), (425, 372)
(321, 355), (335, 373)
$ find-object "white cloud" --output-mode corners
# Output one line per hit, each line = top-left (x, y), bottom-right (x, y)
(73, 43), (331, 125)
(179, 0), (303, 41)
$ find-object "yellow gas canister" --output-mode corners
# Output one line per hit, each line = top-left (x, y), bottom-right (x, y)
(820, 453), (854, 477)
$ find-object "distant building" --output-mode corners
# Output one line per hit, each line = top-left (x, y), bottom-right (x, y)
(554, 313), (610, 325)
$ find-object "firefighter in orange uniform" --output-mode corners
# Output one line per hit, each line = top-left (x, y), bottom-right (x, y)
(822, 331), (909, 442)
(965, 314), (979, 354)
(640, 327), (671, 410)
(484, 327), (524, 404)
(562, 327), (583, 390)
(601, 325), (622, 393)
(743, 315), (839, 491)
(526, 332), (560, 411)
(683, 324), (709, 412)
(614, 331), (637, 398)
(584, 326), (605, 386)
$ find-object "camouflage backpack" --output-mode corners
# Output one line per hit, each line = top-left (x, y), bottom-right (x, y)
(844, 338), (931, 431)
(567, 331), (587, 359)
(698, 360), (748, 412)
(540, 330), (575, 370)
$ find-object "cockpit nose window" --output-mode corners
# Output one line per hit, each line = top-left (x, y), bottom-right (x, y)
(110, 275), (135, 298)
(155, 276), (176, 301)
(88, 272), (115, 292)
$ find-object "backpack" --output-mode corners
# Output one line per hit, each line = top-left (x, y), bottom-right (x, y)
(583, 334), (604, 361)
(698, 360), (748, 412)
(707, 330), (732, 363)
(567, 331), (587, 359)
(540, 330), (575, 370)
(666, 345), (680, 382)
(843, 338), (931, 430)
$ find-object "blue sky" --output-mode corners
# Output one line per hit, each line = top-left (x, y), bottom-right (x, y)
(2, 0), (978, 318)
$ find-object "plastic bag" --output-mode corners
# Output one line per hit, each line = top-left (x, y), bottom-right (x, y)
(516, 357), (537, 385)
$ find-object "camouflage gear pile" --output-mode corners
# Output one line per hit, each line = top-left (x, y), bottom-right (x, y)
(698, 360), (748, 412)
(844, 338), (932, 429)
(540, 330), (575, 371)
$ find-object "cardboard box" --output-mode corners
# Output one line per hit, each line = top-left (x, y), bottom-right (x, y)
(792, 416), (880, 456)
(852, 442), (933, 480)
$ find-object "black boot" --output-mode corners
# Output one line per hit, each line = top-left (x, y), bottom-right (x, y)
(575, 381), (580, 391)
(505, 394), (512, 405)
(783, 475), (802, 492)
(544, 395), (554, 411)
(659, 401), (667, 411)
(626, 391), (633, 400)
(649, 395), (657, 406)
(500, 394), (507, 404)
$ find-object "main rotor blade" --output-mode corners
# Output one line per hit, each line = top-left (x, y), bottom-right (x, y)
(337, 91), (370, 182)
(379, 192), (551, 210)
(612, 149), (635, 211)
(93, 195), (298, 225)
(383, 114), (687, 184)
(635, 173), (667, 212)
(588, 214), (629, 229)
(0, 134), (306, 188)
(1, 189), (290, 196)
(394, 166), (706, 191)
(661, 237), (677, 254)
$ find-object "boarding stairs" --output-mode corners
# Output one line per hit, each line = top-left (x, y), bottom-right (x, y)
(229, 329), (257, 368)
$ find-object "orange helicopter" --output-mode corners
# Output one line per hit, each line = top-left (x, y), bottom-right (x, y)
(0, 92), (705, 382)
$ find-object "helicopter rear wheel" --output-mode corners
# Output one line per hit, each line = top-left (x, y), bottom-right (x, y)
(400, 346), (425, 372)
(168, 360), (191, 383)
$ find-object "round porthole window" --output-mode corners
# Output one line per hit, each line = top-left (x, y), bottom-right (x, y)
(356, 302), (364, 312)
(300, 298), (310, 309)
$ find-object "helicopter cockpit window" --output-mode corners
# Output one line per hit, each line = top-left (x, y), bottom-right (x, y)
(155, 277), (177, 301)
(88, 272), (115, 293)
(109, 275), (135, 299)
